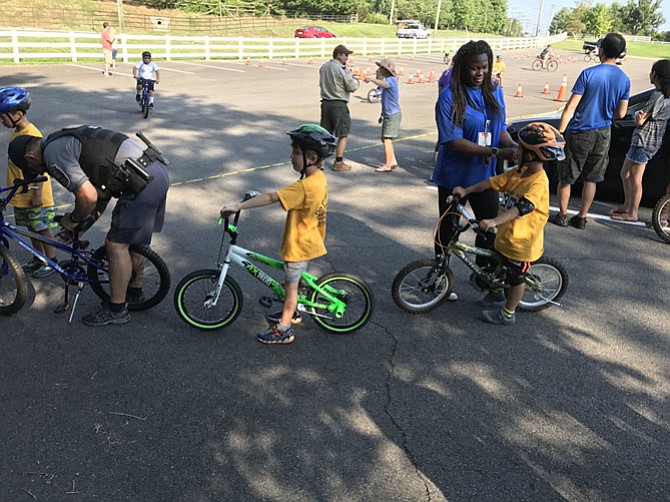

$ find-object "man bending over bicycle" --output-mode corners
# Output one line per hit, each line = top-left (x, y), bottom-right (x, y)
(133, 51), (160, 108)
(452, 122), (565, 325)
(220, 124), (336, 345)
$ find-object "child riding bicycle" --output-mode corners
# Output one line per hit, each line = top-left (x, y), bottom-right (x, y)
(219, 124), (336, 345)
(133, 51), (160, 108)
(0, 86), (58, 278)
(539, 44), (554, 68)
(451, 122), (565, 325)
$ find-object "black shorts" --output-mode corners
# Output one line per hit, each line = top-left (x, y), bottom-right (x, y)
(137, 78), (156, 93)
(107, 160), (169, 245)
(320, 100), (351, 138)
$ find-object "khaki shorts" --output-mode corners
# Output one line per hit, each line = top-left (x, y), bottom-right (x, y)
(381, 112), (402, 139)
(103, 49), (113, 65)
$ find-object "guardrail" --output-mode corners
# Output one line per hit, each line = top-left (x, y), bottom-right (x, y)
(0, 29), (568, 64)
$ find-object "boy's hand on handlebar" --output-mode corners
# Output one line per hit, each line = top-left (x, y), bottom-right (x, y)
(479, 219), (496, 231)
(451, 187), (466, 199)
(59, 212), (77, 232)
(220, 204), (240, 218)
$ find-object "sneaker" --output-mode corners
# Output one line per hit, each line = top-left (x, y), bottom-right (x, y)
(126, 289), (146, 307)
(447, 292), (458, 301)
(331, 160), (352, 172)
(33, 262), (56, 278)
(257, 324), (295, 345)
(82, 305), (131, 326)
(569, 215), (587, 229)
(135, 94), (140, 102)
(149, 102), (154, 109)
(476, 290), (506, 307)
(22, 257), (42, 272)
(266, 310), (302, 325)
(549, 212), (569, 227)
(482, 308), (516, 325)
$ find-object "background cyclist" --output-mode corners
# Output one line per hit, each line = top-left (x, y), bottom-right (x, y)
(133, 51), (160, 108)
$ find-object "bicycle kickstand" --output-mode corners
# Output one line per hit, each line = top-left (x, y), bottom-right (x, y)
(54, 281), (85, 323)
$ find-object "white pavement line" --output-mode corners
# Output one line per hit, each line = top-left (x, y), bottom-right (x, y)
(257, 65), (289, 71)
(177, 61), (244, 72)
(66, 63), (196, 75)
(155, 66), (196, 74)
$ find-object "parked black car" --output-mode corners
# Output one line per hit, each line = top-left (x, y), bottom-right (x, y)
(506, 88), (670, 206)
(582, 40), (599, 53)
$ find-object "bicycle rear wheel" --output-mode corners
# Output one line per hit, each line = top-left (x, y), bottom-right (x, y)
(515, 256), (568, 311)
(651, 193), (670, 244)
(87, 244), (170, 311)
(174, 269), (243, 330)
(391, 258), (454, 314)
(531, 60), (543, 71)
(0, 245), (28, 315)
(547, 60), (559, 72)
(309, 273), (373, 333)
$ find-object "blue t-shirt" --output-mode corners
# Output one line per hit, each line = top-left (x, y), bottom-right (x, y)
(567, 64), (630, 133)
(381, 76), (401, 117)
(433, 85), (507, 190)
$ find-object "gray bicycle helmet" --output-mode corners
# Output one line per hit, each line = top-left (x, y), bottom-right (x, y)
(0, 86), (31, 113)
(287, 124), (336, 160)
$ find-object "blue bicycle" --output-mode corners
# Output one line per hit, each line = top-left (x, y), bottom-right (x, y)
(137, 78), (155, 118)
(1, 177), (170, 318)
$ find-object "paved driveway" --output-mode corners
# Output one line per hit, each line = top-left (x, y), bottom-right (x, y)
(1, 50), (668, 501)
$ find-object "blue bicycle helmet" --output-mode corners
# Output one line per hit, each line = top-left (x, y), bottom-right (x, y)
(0, 86), (31, 113)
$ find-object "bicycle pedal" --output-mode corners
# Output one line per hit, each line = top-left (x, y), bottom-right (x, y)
(259, 296), (274, 308)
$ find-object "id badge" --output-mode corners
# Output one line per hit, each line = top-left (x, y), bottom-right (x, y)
(478, 119), (491, 146)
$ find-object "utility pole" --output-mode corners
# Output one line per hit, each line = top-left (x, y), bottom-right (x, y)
(117, 0), (124, 32)
(434, 0), (443, 30)
(389, 0), (396, 25)
(535, 0), (545, 36)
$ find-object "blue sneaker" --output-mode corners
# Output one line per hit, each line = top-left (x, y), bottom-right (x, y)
(257, 324), (295, 345)
(476, 290), (506, 307)
(482, 308), (516, 325)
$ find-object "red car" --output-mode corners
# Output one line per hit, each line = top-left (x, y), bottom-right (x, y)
(294, 26), (336, 38)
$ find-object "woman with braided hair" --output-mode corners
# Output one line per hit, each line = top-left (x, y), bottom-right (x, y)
(433, 40), (519, 302)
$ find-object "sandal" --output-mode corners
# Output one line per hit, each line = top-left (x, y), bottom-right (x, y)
(375, 166), (393, 172)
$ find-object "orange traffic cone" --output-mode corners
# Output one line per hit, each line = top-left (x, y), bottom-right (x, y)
(245, 57), (251, 65)
(417, 73), (425, 84)
(281, 57), (287, 65)
(514, 82), (523, 98)
(398, 67), (404, 76)
(406, 74), (414, 84)
(415, 68), (422, 77)
(555, 74), (568, 102)
(409, 55), (414, 62)
(542, 81), (550, 94)
(308, 57), (313, 64)
(428, 70), (435, 83)
(259, 59), (265, 68)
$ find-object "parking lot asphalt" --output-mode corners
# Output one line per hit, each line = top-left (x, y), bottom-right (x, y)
(1, 49), (669, 501)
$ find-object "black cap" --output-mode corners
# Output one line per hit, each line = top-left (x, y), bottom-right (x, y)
(8, 134), (38, 171)
(333, 44), (353, 58)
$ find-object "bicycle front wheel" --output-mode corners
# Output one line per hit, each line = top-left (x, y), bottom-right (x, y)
(142, 97), (150, 118)
(0, 245), (28, 315)
(88, 244), (171, 311)
(531, 60), (543, 71)
(515, 256), (568, 311)
(174, 269), (243, 330)
(651, 193), (670, 244)
(392, 258), (454, 314)
(367, 89), (380, 103)
(309, 273), (373, 333)
(547, 60), (559, 72)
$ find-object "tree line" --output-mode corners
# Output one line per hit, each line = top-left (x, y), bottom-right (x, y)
(137, 0), (667, 39)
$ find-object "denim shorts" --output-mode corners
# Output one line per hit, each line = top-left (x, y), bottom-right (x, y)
(14, 206), (58, 232)
(626, 146), (655, 164)
(284, 260), (309, 283)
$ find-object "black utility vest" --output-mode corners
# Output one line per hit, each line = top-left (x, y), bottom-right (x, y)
(43, 125), (129, 195)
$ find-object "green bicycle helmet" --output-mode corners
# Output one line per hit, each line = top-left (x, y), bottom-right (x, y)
(287, 124), (336, 160)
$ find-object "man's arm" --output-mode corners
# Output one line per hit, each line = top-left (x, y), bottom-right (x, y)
(558, 93), (582, 133)
(61, 180), (98, 230)
(614, 99), (629, 120)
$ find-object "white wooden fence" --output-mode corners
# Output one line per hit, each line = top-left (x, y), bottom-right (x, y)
(0, 29), (568, 64)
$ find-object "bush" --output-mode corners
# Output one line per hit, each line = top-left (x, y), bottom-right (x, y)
(364, 12), (388, 25)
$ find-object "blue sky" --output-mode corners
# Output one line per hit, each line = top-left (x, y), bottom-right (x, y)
(507, 0), (670, 34)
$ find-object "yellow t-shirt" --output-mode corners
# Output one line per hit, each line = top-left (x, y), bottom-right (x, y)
(493, 60), (506, 75)
(276, 170), (328, 262)
(489, 166), (549, 262)
(7, 124), (54, 208)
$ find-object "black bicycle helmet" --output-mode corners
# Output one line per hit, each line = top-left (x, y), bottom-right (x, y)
(142, 51), (152, 58)
(0, 86), (31, 113)
(518, 122), (566, 161)
(287, 124), (336, 160)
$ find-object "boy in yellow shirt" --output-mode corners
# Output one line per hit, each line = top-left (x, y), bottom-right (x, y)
(220, 124), (336, 344)
(0, 87), (58, 278)
(453, 122), (565, 324)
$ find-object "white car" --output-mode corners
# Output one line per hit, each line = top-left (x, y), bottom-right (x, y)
(396, 23), (430, 39)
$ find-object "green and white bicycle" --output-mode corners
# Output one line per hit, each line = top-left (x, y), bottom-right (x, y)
(173, 192), (374, 333)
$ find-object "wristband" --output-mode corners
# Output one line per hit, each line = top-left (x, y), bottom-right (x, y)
(490, 147), (499, 158)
